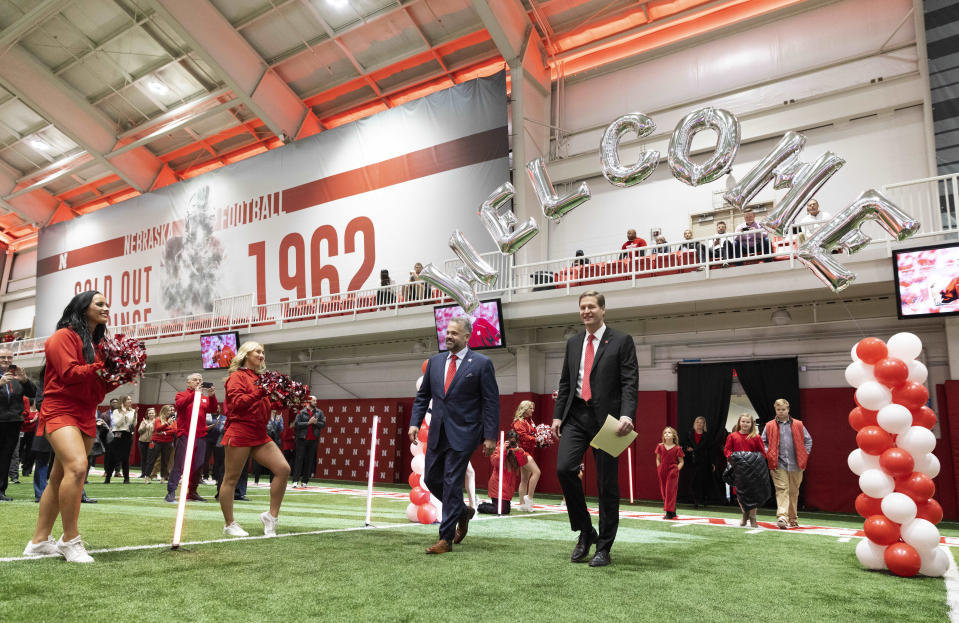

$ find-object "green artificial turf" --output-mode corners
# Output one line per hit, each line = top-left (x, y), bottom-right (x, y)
(0, 479), (954, 623)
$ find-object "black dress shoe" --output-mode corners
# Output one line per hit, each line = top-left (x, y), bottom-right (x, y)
(0, 494), (12, 502)
(571, 528), (598, 563)
(81, 495), (97, 504)
(234, 495), (249, 501)
(589, 550), (611, 567)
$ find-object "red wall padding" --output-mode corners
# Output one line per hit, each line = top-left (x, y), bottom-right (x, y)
(314, 399), (404, 483)
(798, 388), (860, 514)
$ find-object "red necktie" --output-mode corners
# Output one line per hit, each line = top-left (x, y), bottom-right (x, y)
(444, 354), (458, 393)
(581, 335), (595, 401)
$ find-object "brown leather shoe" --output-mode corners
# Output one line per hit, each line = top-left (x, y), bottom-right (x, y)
(453, 507), (475, 544)
(425, 539), (451, 554)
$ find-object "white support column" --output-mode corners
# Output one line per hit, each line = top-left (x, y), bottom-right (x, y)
(514, 345), (531, 392)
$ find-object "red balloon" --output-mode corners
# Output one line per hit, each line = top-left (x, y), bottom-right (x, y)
(856, 425), (894, 455)
(891, 381), (929, 410)
(895, 472), (935, 504)
(855, 493), (884, 519)
(417, 503), (438, 525)
(916, 498), (944, 524)
(911, 406), (937, 429)
(873, 357), (909, 388)
(409, 486), (431, 506)
(878, 447), (915, 478)
(856, 337), (888, 365)
(863, 514), (901, 546)
(408, 472), (420, 489)
(421, 359), (428, 374)
(417, 425), (429, 444)
(848, 407), (878, 431)
(884, 542), (921, 577)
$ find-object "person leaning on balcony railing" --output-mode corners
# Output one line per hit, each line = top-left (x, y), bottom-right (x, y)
(708, 221), (736, 264)
(376, 269), (396, 307)
(405, 262), (427, 302)
(571, 249), (590, 267)
(618, 228), (647, 260)
(735, 208), (773, 262)
(679, 229), (707, 263)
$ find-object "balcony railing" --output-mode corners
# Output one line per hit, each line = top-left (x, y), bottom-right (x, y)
(10, 174), (956, 358)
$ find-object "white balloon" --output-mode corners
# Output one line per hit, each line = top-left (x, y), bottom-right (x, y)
(901, 518), (940, 553)
(850, 343), (861, 362)
(430, 493), (443, 513)
(919, 546), (950, 577)
(415, 375), (423, 391)
(406, 502), (419, 522)
(856, 538), (887, 570)
(859, 469), (895, 498)
(409, 442), (424, 457)
(887, 332), (922, 361)
(907, 360), (928, 384)
(880, 492), (917, 524)
(898, 426), (937, 459)
(877, 404), (913, 435)
(915, 452), (941, 479)
(845, 361), (875, 388)
(424, 411), (432, 426)
(411, 454), (425, 475)
(855, 381), (892, 411)
(847, 449), (879, 476)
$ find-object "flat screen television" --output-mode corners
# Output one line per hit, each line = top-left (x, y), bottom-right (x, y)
(893, 241), (959, 319)
(200, 331), (240, 370)
(434, 299), (506, 352)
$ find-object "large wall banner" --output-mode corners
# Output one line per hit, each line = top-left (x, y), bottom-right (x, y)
(35, 73), (508, 335)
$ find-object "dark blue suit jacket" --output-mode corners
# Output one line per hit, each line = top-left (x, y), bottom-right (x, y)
(410, 349), (500, 453)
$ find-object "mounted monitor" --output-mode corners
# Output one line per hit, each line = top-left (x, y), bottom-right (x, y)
(893, 241), (959, 319)
(434, 299), (506, 352)
(200, 331), (240, 370)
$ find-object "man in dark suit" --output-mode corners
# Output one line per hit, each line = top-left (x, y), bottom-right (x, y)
(409, 316), (499, 554)
(551, 291), (638, 567)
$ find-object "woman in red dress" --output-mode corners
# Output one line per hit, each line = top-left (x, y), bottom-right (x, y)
(511, 400), (541, 511)
(24, 291), (121, 562)
(219, 341), (291, 537)
(724, 414), (769, 527)
(655, 426), (685, 519)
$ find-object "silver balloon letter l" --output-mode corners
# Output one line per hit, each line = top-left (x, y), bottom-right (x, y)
(526, 157), (591, 222)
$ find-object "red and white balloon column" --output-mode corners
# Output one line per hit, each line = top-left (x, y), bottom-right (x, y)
(406, 361), (442, 525)
(846, 333), (949, 577)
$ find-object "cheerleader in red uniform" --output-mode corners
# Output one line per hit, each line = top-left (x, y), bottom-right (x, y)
(24, 291), (121, 562)
(219, 341), (291, 537)
(655, 427), (685, 519)
(511, 400), (541, 511)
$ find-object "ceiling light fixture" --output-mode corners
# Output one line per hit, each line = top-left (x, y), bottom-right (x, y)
(146, 78), (170, 95)
(771, 308), (792, 326)
(326, 0), (349, 9)
(28, 138), (49, 151)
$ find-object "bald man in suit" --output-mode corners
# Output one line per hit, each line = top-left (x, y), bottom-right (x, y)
(409, 316), (499, 554)
(551, 291), (638, 567)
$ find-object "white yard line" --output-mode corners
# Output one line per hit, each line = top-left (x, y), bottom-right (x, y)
(945, 549), (959, 623)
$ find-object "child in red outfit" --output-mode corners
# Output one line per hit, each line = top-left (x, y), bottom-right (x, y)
(481, 431), (529, 515)
(655, 427), (684, 519)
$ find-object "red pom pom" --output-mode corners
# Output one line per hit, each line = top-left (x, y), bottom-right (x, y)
(96, 334), (147, 385)
(534, 423), (555, 448)
(255, 371), (310, 408)
(856, 338), (888, 365)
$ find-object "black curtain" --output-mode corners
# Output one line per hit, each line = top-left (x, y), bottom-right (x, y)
(733, 358), (801, 428)
(677, 363), (734, 504)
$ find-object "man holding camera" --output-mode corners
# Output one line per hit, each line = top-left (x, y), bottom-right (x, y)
(165, 373), (218, 503)
(0, 348), (35, 501)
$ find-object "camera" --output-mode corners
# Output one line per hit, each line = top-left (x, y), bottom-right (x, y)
(7, 364), (16, 372)
(201, 381), (214, 388)
(507, 439), (517, 449)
